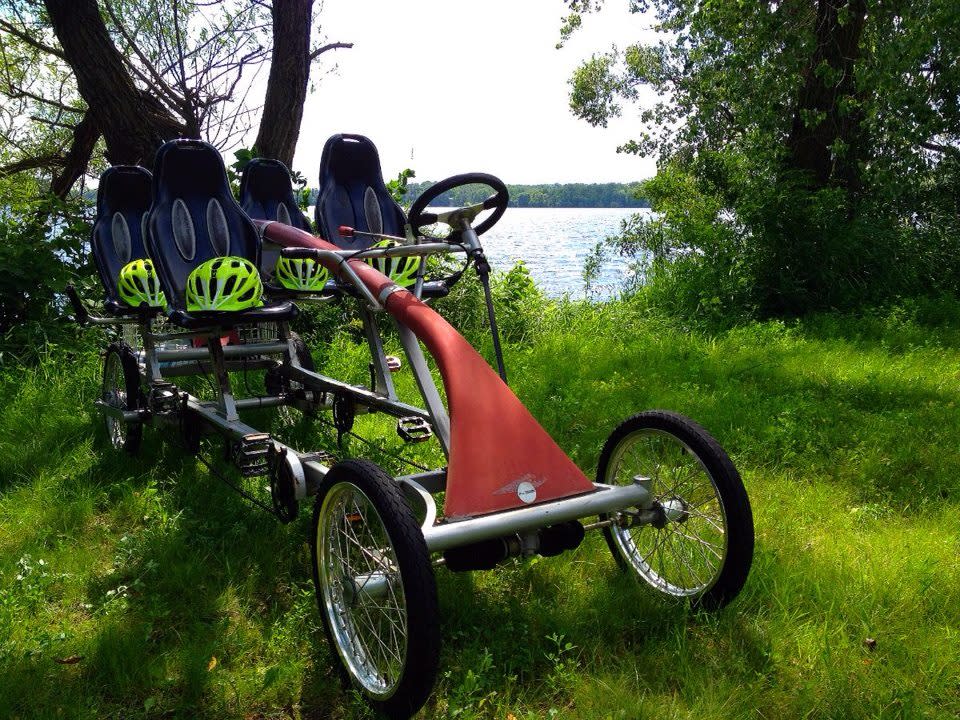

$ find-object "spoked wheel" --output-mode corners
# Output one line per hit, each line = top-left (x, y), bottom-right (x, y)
(101, 342), (143, 454)
(311, 459), (439, 719)
(598, 411), (754, 610)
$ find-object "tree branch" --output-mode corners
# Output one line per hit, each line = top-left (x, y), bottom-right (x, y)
(0, 154), (65, 178)
(9, 87), (84, 114)
(921, 140), (960, 159)
(102, 0), (188, 112)
(51, 111), (100, 198)
(0, 19), (66, 60)
(309, 41), (353, 61)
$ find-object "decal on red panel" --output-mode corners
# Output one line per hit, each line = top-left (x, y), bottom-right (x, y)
(494, 474), (545, 504)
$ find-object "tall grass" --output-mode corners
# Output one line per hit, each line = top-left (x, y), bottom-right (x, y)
(1, 295), (958, 718)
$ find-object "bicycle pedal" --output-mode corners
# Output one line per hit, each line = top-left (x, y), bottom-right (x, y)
(386, 355), (402, 372)
(233, 432), (272, 477)
(148, 381), (180, 414)
(397, 416), (433, 443)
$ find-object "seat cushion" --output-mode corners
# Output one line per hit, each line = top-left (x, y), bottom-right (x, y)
(167, 299), (297, 330)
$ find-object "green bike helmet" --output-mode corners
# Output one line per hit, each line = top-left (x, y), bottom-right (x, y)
(274, 255), (330, 292)
(117, 258), (166, 308)
(364, 239), (423, 287)
(185, 256), (264, 312)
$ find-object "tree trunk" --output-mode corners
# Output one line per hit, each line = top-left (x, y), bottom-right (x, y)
(253, 0), (314, 167)
(786, 0), (867, 191)
(44, 0), (185, 167)
(51, 112), (101, 199)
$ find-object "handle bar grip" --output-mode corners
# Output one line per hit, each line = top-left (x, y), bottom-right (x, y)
(280, 247), (322, 260)
(65, 284), (90, 325)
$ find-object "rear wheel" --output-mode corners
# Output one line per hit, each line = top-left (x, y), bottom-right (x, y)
(101, 342), (143, 454)
(311, 459), (439, 719)
(598, 411), (753, 610)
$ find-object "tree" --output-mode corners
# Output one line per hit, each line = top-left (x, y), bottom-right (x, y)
(0, 0), (351, 197)
(565, 0), (960, 317)
(254, 0), (352, 166)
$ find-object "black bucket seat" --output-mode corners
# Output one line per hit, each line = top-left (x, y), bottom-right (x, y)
(90, 165), (160, 316)
(315, 133), (451, 298)
(239, 158), (312, 279)
(145, 139), (296, 329)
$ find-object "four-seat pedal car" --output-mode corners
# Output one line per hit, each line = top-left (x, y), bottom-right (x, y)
(68, 135), (755, 719)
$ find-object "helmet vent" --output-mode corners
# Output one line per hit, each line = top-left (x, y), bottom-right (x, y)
(111, 213), (132, 265)
(172, 199), (196, 261)
(277, 203), (292, 226)
(363, 186), (383, 235)
(206, 199), (230, 256)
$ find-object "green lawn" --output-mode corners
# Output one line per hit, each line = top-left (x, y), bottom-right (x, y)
(1, 300), (958, 719)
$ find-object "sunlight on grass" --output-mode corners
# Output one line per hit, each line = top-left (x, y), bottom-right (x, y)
(1, 301), (958, 718)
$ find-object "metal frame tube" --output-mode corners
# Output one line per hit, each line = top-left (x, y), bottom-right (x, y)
(155, 341), (288, 362)
(360, 308), (397, 399)
(396, 324), (450, 455)
(421, 482), (651, 553)
(275, 364), (430, 420)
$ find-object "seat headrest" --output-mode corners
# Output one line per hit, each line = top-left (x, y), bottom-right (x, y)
(97, 165), (152, 218)
(323, 134), (387, 183)
(152, 138), (233, 197)
(239, 157), (311, 232)
(241, 159), (294, 201)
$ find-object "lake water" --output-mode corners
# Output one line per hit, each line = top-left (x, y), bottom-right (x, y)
(480, 207), (646, 298)
(310, 206), (649, 298)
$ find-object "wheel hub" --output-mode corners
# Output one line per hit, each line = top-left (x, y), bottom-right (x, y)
(661, 496), (689, 524)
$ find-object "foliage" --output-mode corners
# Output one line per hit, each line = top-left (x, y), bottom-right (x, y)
(0, 180), (95, 358)
(386, 168), (416, 206)
(438, 261), (547, 348)
(566, 0), (960, 318)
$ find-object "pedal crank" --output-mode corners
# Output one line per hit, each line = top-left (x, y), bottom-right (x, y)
(397, 416), (433, 444)
(267, 444), (304, 524)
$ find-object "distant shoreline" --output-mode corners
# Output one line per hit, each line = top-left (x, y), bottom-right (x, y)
(305, 182), (650, 210)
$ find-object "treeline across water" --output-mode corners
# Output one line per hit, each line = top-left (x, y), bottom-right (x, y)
(406, 181), (649, 208)
(305, 182), (649, 209)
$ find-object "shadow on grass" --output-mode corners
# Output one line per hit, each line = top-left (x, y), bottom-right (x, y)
(0, 427), (347, 718)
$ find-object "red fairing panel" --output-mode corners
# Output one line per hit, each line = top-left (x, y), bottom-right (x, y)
(256, 221), (594, 519)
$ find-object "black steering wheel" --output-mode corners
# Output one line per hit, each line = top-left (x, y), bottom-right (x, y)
(408, 172), (509, 238)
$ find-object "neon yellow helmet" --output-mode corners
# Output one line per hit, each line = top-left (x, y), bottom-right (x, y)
(364, 239), (423, 287)
(274, 256), (330, 292)
(185, 256), (264, 312)
(118, 258), (166, 308)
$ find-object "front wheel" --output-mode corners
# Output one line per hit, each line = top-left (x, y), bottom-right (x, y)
(598, 411), (754, 610)
(311, 459), (440, 719)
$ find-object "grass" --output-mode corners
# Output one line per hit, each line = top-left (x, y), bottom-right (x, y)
(1, 297), (959, 719)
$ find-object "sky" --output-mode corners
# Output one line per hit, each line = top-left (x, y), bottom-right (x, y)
(290, 0), (659, 186)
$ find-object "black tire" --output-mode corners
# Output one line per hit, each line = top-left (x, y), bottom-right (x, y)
(597, 411), (753, 611)
(311, 459), (440, 719)
(101, 342), (143, 454)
